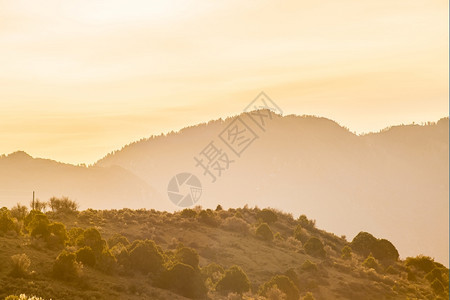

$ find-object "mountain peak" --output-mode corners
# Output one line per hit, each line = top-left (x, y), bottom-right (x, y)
(6, 151), (33, 160)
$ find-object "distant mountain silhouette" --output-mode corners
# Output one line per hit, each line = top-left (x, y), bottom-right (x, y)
(0, 112), (448, 265)
(96, 112), (449, 266)
(0, 151), (162, 210)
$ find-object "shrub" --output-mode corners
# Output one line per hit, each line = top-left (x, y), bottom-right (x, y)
(157, 263), (206, 299)
(67, 227), (84, 246)
(198, 209), (220, 227)
(53, 250), (82, 280)
(216, 205), (223, 211)
(0, 207), (15, 234)
(284, 268), (300, 288)
(405, 255), (436, 273)
(341, 245), (352, 260)
(216, 265), (251, 295)
(431, 278), (445, 295)
(298, 215), (315, 230)
(293, 225), (309, 243)
(128, 239), (164, 274)
(256, 223), (274, 241)
(265, 285), (286, 300)
(79, 227), (106, 254)
(301, 260), (318, 272)
(108, 233), (130, 248)
(180, 209), (197, 218)
(259, 275), (300, 300)
(303, 292), (316, 300)
(10, 204), (28, 221)
(350, 232), (399, 262)
(425, 268), (443, 283)
(257, 209), (278, 224)
(201, 263), (224, 283)
(97, 249), (117, 274)
(304, 237), (326, 258)
(363, 254), (380, 271)
(47, 222), (68, 248)
(175, 247), (199, 269)
(48, 197), (79, 214)
(221, 216), (250, 234)
(27, 213), (50, 238)
(10, 254), (31, 277)
(76, 246), (96, 267)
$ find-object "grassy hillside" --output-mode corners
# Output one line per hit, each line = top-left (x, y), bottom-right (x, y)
(0, 202), (448, 300)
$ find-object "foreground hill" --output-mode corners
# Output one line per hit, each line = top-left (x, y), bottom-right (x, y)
(0, 205), (448, 300)
(96, 113), (449, 266)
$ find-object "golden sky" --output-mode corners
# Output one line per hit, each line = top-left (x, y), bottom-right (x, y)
(0, 0), (448, 164)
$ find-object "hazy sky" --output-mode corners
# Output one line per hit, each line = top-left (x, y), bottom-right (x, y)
(0, 0), (448, 164)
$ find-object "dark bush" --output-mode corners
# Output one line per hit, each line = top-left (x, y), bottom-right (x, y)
(298, 214), (315, 230)
(27, 213), (50, 238)
(293, 225), (309, 243)
(201, 263), (224, 283)
(10, 204), (28, 221)
(256, 223), (274, 241)
(198, 209), (220, 227)
(76, 246), (96, 267)
(301, 260), (318, 272)
(425, 268), (444, 283)
(128, 239), (164, 274)
(157, 263), (206, 299)
(53, 250), (81, 280)
(180, 209), (197, 218)
(259, 275), (300, 300)
(221, 216), (250, 234)
(341, 245), (352, 260)
(215, 205), (223, 211)
(304, 237), (326, 258)
(175, 247), (199, 270)
(108, 233), (130, 248)
(257, 209), (278, 224)
(97, 249), (117, 274)
(67, 227), (84, 246)
(284, 268), (300, 288)
(431, 278), (445, 295)
(362, 254), (380, 271)
(0, 207), (15, 234)
(215, 265), (250, 295)
(350, 232), (399, 262)
(405, 255), (436, 273)
(47, 222), (68, 248)
(80, 227), (106, 254)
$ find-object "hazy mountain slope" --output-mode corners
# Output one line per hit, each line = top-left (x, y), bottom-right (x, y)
(96, 113), (449, 266)
(0, 151), (163, 210)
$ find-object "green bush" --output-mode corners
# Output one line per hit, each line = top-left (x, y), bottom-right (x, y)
(128, 239), (164, 274)
(107, 233), (130, 248)
(10, 253), (31, 277)
(284, 268), (300, 288)
(198, 209), (220, 227)
(10, 204), (28, 221)
(431, 278), (445, 295)
(301, 260), (318, 272)
(201, 263), (224, 283)
(350, 232), (399, 262)
(256, 223), (274, 241)
(362, 254), (380, 270)
(97, 249), (117, 274)
(405, 255), (436, 273)
(215, 265), (250, 295)
(157, 263), (206, 299)
(0, 207), (15, 234)
(79, 227), (106, 254)
(257, 209), (278, 224)
(27, 213), (50, 238)
(259, 275), (300, 300)
(67, 227), (84, 246)
(76, 246), (96, 267)
(298, 214), (315, 230)
(175, 247), (199, 269)
(53, 250), (81, 280)
(304, 237), (326, 258)
(48, 197), (79, 214)
(341, 245), (352, 260)
(293, 225), (309, 243)
(47, 222), (68, 248)
(180, 209), (197, 218)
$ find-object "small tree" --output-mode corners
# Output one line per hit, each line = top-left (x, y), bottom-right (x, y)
(304, 237), (326, 258)
(76, 246), (96, 267)
(175, 247), (200, 270)
(128, 239), (164, 274)
(259, 275), (300, 300)
(341, 245), (352, 260)
(257, 209), (278, 224)
(256, 223), (274, 241)
(157, 263), (206, 299)
(53, 250), (82, 280)
(363, 253), (379, 271)
(215, 265), (250, 295)
(47, 222), (68, 248)
(0, 208), (15, 234)
(108, 233), (130, 248)
(10, 253), (31, 277)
